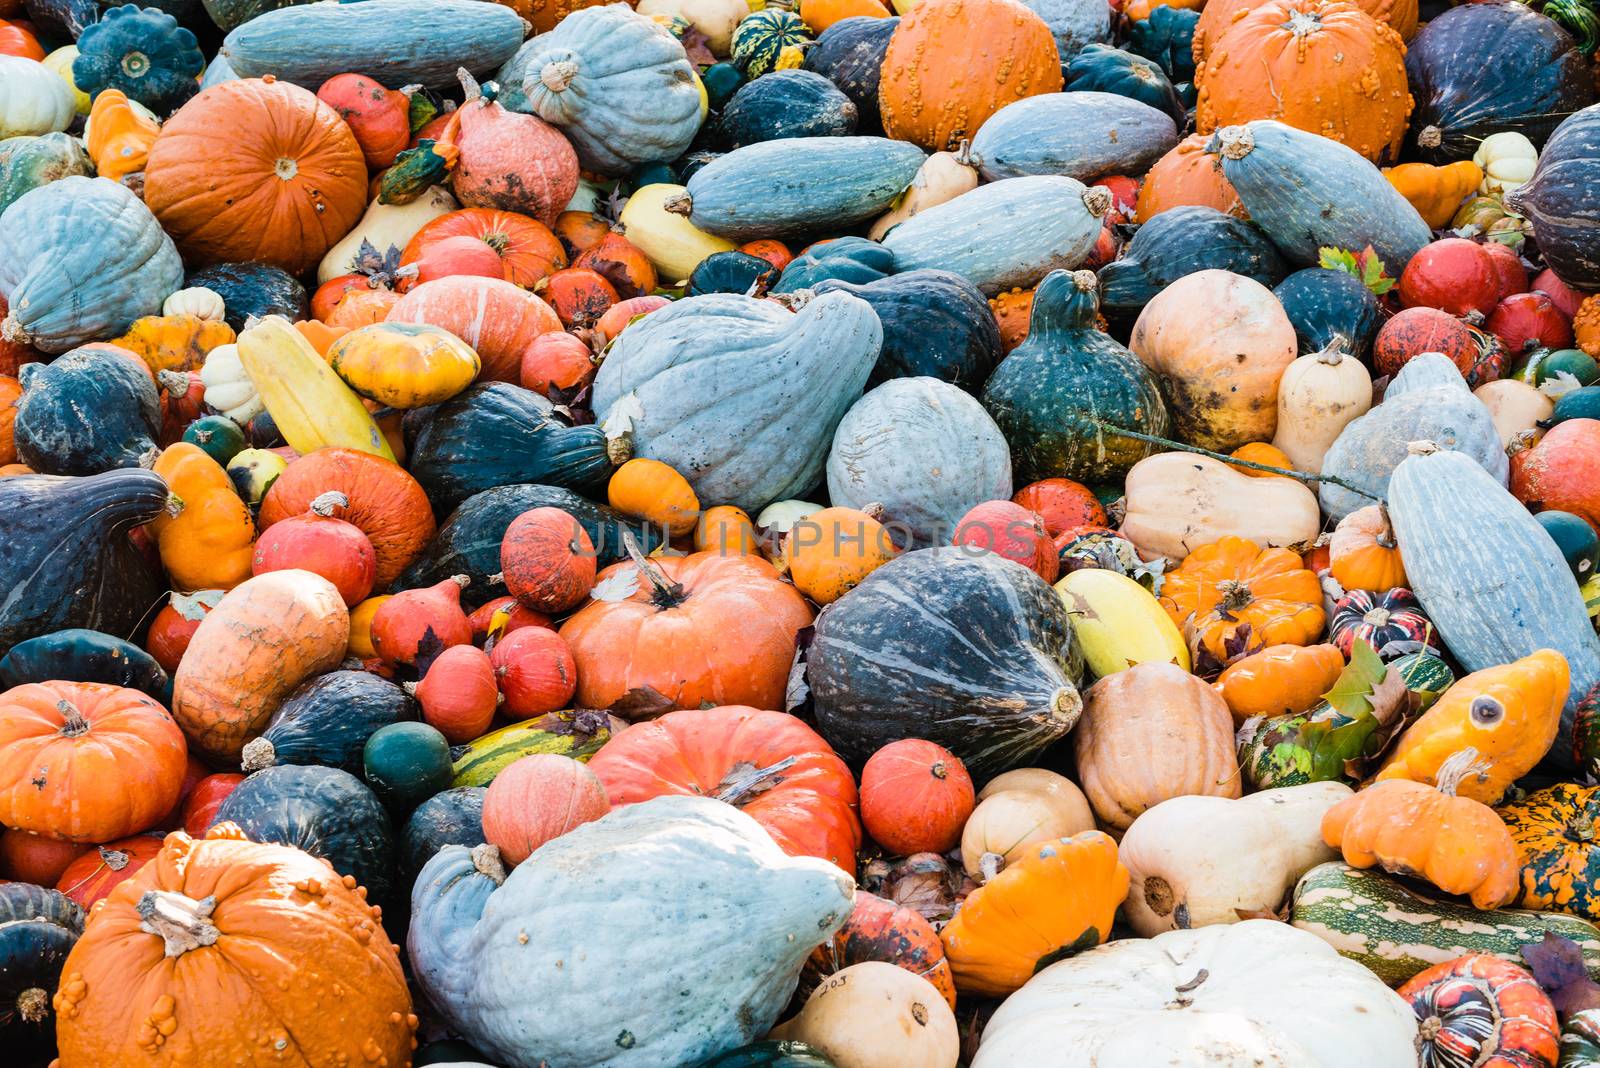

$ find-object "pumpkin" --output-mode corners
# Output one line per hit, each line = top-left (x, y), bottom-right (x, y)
(449, 71), (578, 229)
(858, 739), (972, 856)
(1158, 537), (1324, 666)
(12, 344), (160, 476)
(696, 505), (760, 556)
(1273, 267), (1383, 362)
(316, 73), (409, 170)
(500, 506), (596, 615)
(171, 569), (349, 764)
(1118, 451), (1321, 562)
(412, 644), (499, 743)
(970, 90), (1178, 185)
(1065, 44), (1182, 124)
(1321, 764), (1521, 909)
(1512, 418), (1600, 534)
(521, 330), (596, 397)
(83, 88), (160, 183)
(0, 629), (172, 707)
(318, 186), (457, 286)
(1328, 587), (1440, 661)
(952, 500), (1057, 581)
(1270, 340), (1373, 474)
(1500, 783), (1600, 922)
(777, 962), (957, 1068)
(1329, 505), (1406, 592)
(54, 836), (162, 909)
(72, 5), (201, 115)
(400, 208), (567, 291)
(1400, 954), (1559, 1068)
(148, 442), (255, 593)
(802, 892), (954, 1014)
(251, 490), (377, 607)
(1128, 268), (1297, 451)
(1134, 133), (1245, 221)
(784, 506), (898, 604)
(0, 21), (42, 61)
(0, 681), (186, 844)
(607, 457), (700, 539)
(1194, 0), (1415, 60)
(110, 314), (235, 377)
(370, 574), (472, 668)
(0, 55), (72, 139)
(0, 828), (86, 884)
(179, 773), (242, 837)
(960, 783), (1095, 877)
(878, 0), (1063, 152)
(481, 753), (609, 866)
(1385, 160), (1484, 228)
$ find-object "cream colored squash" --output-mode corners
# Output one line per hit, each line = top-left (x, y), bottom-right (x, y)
(1055, 567), (1189, 675)
(868, 143), (982, 241)
(1119, 451), (1321, 562)
(0, 56), (74, 139)
(1475, 378), (1554, 448)
(960, 788), (1095, 878)
(1473, 131), (1538, 196)
(756, 498), (824, 534)
(199, 343), (263, 426)
(41, 47), (88, 116)
(316, 185), (458, 285)
(162, 286), (226, 321)
(564, 178), (606, 214)
(1271, 343), (1373, 474)
(619, 183), (737, 284)
(1118, 783), (1351, 937)
(637, 0), (752, 54)
(771, 962), (960, 1068)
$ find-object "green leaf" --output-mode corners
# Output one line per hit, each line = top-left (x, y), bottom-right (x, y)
(1300, 709), (1379, 782)
(1322, 638), (1387, 717)
(408, 93), (438, 135)
(1358, 248), (1397, 295)
(1318, 246), (1359, 274)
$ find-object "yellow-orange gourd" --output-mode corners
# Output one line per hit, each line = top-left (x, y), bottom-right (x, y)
(149, 443), (255, 593)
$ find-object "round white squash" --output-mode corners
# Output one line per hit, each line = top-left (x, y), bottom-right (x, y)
(960, 788), (1096, 878)
(199, 343), (264, 426)
(0, 56), (74, 139)
(772, 962), (960, 1068)
(978, 768), (1095, 828)
(162, 286), (226, 321)
(315, 185), (458, 285)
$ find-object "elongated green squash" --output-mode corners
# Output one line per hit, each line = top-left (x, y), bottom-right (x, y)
(970, 91), (1178, 183)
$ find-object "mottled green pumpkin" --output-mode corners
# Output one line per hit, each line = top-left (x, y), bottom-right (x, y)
(0, 132), (91, 216)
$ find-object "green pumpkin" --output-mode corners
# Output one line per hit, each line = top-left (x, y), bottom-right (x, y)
(701, 61), (746, 109)
(731, 9), (813, 78)
(1524, 347), (1600, 387)
(1537, 510), (1600, 582)
(73, 5), (204, 115)
(1064, 44), (1185, 125)
(1392, 650), (1454, 711)
(0, 628), (171, 705)
(688, 250), (777, 296)
(772, 235), (895, 292)
(695, 1041), (838, 1067)
(1546, 385), (1600, 426)
(182, 414), (247, 466)
(0, 132), (92, 216)
(363, 721), (454, 810)
(1124, 5), (1197, 86)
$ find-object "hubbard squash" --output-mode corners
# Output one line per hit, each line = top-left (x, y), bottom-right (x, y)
(970, 91), (1178, 184)
(1096, 207), (1287, 324)
(11, 345), (160, 476)
(1270, 342), (1373, 474)
(812, 270), (1001, 393)
(1506, 105), (1600, 298)
(1119, 451), (1321, 561)
(1511, 418), (1600, 534)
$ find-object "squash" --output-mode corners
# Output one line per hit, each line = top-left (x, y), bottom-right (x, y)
(0, 176), (182, 353)
(72, 5), (202, 115)
(1134, 133), (1245, 221)
(12, 345), (160, 476)
(1194, 0), (1416, 60)
(0, 468), (168, 652)
(186, 261), (308, 330)
(1065, 44), (1184, 125)
(827, 376), (1012, 547)
(882, 175), (1110, 294)
(448, 712), (619, 787)
(673, 136), (925, 240)
(1208, 120), (1432, 269)
(1097, 206), (1287, 324)
(498, 5), (701, 176)
(971, 920), (1419, 1067)
(1328, 504), (1405, 592)
(0, 56), (72, 138)
(0, 131), (90, 215)
(110, 314), (235, 376)
(1273, 267), (1382, 361)
(1401, 955), (1559, 1068)
(801, 14), (897, 129)
(812, 270), (1001, 393)
(55, 834), (161, 909)
(1384, 160), (1483, 228)
(972, 91), (1177, 184)
(401, 784), (485, 879)
(772, 236), (895, 292)
(729, 9), (816, 78)
(363, 720), (454, 809)
(1388, 444), (1600, 770)
(409, 797), (854, 1068)
(1500, 783), (1600, 922)
(857, 740), (972, 858)
(1476, 131), (1541, 196)
(869, 141), (980, 240)
(387, 276), (561, 386)
(235, 316), (394, 460)
(1013, 0), (1109, 61)
(328, 322), (479, 409)
(981, 269), (1168, 485)
(688, 251), (779, 298)
(1118, 451), (1321, 561)
(242, 668), (416, 776)
(318, 186), (458, 286)
(808, 547), (1083, 777)
(1505, 106), (1600, 292)
(618, 183), (737, 283)
(1055, 566), (1189, 676)
(171, 569), (349, 764)
(959, 785), (1095, 878)
(149, 442), (255, 593)
(0, 881), (81, 1062)
(802, 891), (954, 1014)
(784, 505), (897, 604)
(1159, 536), (1324, 665)
(0, 629), (171, 705)
(1270, 342), (1373, 474)
(480, 752), (607, 865)
(1318, 353), (1506, 522)
(720, 70), (858, 147)
(878, 0), (1062, 152)
(1214, 643), (1346, 724)
(638, 0), (752, 54)
(1512, 418), (1600, 533)
(593, 291), (878, 514)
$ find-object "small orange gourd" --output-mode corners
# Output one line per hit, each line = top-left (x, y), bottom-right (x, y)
(694, 505), (759, 556)
(784, 506), (898, 605)
(149, 442), (256, 592)
(1227, 442), (1296, 478)
(370, 576), (473, 667)
(1384, 161), (1485, 228)
(1159, 536), (1326, 664)
(1213, 643), (1346, 724)
(608, 458), (701, 538)
(1328, 504), (1407, 592)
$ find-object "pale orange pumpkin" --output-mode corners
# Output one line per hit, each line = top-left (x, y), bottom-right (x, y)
(1134, 134), (1248, 221)
(1159, 536), (1326, 665)
(481, 753), (609, 865)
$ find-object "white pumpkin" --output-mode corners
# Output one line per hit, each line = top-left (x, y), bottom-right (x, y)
(1473, 131), (1538, 196)
(1271, 343), (1373, 474)
(1119, 451), (1322, 561)
(869, 144), (982, 241)
(315, 185), (458, 285)
(0, 56), (74, 139)
(162, 286), (226, 321)
(1117, 783), (1351, 937)
(199, 343), (264, 426)
(756, 498), (824, 534)
(973, 920), (1418, 1067)
(772, 962), (960, 1068)
(636, 0), (751, 54)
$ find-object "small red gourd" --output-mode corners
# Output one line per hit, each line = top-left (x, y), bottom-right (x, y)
(489, 625), (578, 717)
(181, 772), (244, 837)
(450, 73), (578, 229)
(572, 232), (658, 300)
(251, 491), (378, 606)
(1486, 292), (1574, 356)
(1481, 242), (1529, 301)
(501, 506), (597, 613)
(1534, 268), (1585, 320)
(952, 500), (1059, 582)
(481, 753), (609, 865)
(592, 295), (671, 344)
(144, 589), (223, 674)
(1372, 306), (1504, 384)
(370, 574), (473, 667)
(466, 595), (552, 644)
(543, 268), (619, 329)
(520, 332), (595, 397)
(407, 234), (507, 287)
(55, 835), (163, 908)
(1398, 239), (1501, 318)
(859, 739), (975, 855)
(316, 73), (411, 169)
(1011, 478), (1108, 538)
(413, 644), (500, 744)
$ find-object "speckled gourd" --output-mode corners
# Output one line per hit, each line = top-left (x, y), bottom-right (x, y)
(970, 91), (1180, 183)
(408, 795), (855, 1068)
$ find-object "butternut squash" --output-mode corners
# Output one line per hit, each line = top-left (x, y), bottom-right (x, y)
(1119, 451), (1321, 561)
(235, 316), (395, 461)
(868, 142), (981, 241)
(1474, 379), (1554, 448)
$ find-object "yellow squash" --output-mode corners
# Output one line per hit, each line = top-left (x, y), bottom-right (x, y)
(236, 315), (395, 461)
(1055, 569), (1190, 675)
(1382, 161), (1483, 228)
(618, 183), (736, 284)
(328, 321), (480, 409)
(150, 442), (255, 593)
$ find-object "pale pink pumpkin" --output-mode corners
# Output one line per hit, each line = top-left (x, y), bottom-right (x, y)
(451, 76), (578, 228)
(482, 753), (610, 864)
(386, 276), (562, 383)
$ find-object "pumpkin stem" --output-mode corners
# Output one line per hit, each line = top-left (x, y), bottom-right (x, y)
(1361, 606), (1392, 628)
(1049, 685), (1083, 729)
(539, 59), (580, 93)
(1572, 812), (1595, 843)
(470, 843), (507, 885)
(952, 138), (975, 168)
(1211, 126), (1255, 161)
(1406, 439), (1441, 457)
(714, 755), (799, 806)
(1314, 337), (1348, 365)
(1434, 747), (1492, 796)
(1418, 125), (1443, 150)
(0, 313), (30, 344)
(978, 852), (1005, 883)
(16, 987), (49, 1024)
(621, 531), (685, 608)
(1071, 270), (1097, 293)
(661, 192), (693, 216)
(56, 700), (90, 737)
(240, 736), (276, 773)
(308, 491), (349, 518)
(164, 492), (185, 518)
(456, 67), (482, 104)
(137, 890), (221, 958)
(155, 369), (192, 396)
(1217, 580), (1255, 613)
(606, 432), (634, 465)
(1081, 186), (1112, 218)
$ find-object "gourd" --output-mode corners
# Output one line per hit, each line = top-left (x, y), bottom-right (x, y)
(801, 15), (898, 126)
(807, 547), (1085, 778)
(12, 345), (160, 475)
(401, 785), (485, 879)
(1208, 120), (1432, 269)
(719, 71), (858, 147)
(827, 377), (1011, 547)
(222, 0), (525, 89)
(1160, 536), (1324, 664)
(971, 920), (1419, 1067)
(387, 275), (562, 384)
(0, 629), (171, 704)
(235, 316), (395, 461)
(1476, 131), (1539, 196)
(637, 0), (751, 54)
(771, 963), (957, 1068)
(1271, 342), (1374, 473)
(970, 91), (1178, 183)
(329, 322), (480, 409)
(1384, 160), (1483, 228)
(0, 56), (72, 138)
(811, 271), (1000, 393)
(882, 175), (1110, 294)
(198, 342), (259, 425)
(1055, 567), (1189, 676)
(0, 131), (90, 215)
(1272, 267), (1382, 360)
(593, 291), (880, 515)
(55, 834), (161, 909)
(1118, 783), (1350, 936)
(449, 71), (578, 230)
(0, 882), (82, 1062)
(1096, 207), (1287, 323)
(318, 187), (458, 286)
(1512, 418), (1600, 533)
(111, 314), (235, 375)
(960, 786), (1094, 876)
(242, 670), (418, 775)
(449, 712), (620, 787)
(72, 5), (203, 115)
(1065, 45), (1184, 125)
(771, 236), (895, 292)
(1318, 353), (1506, 522)
(161, 287), (224, 321)
(671, 137), (925, 240)
(149, 442), (255, 592)
(1388, 443), (1600, 766)
(498, 5), (701, 176)
(408, 797), (855, 1068)
(1118, 451), (1321, 561)
(982, 270), (1169, 484)
(1505, 104), (1600, 291)
(1134, 133), (1245, 220)
(869, 142), (980, 240)
(1128, 269), (1297, 452)
(1500, 783), (1600, 920)
(0, 176), (182, 353)
(186, 261), (308, 329)
(618, 183), (737, 283)
(730, 9), (815, 78)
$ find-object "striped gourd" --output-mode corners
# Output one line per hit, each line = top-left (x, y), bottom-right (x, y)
(1291, 862), (1600, 986)
(970, 91), (1179, 184)
(883, 176), (1111, 294)
(1388, 444), (1600, 768)
(449, 713), (617, 787)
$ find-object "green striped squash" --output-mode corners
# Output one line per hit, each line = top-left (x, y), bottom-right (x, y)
(1291, 862), (1600, 986)
(731, 10), (813, 78)
(449, 712), (619, 787)
(1392, 651), (1453, 711)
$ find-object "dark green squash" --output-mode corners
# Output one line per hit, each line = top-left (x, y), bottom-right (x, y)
(0, 629), (172, 705)
(241, 670), (418, 775)
(1537, 510), (1600, 581)
(396, 483), (660, 597)
(771, 235), (895, 293)
(400, 785), (485, 880)
(696, 1041), (838, 1068)
(812, 269), (1001, 394)
(1526, 348), (1600, 388)
(801, 15), (897, 133)
(414, 1039), (495, 1066)
(1096, 206), (1287, 323)
(72, 5), (204, 115)
(701, 61), (745, 110)
(363, 721), (453, 810)
(185, 261), (308, 331)
(214, 764), (397, 903)
(1505, 103), (1600, 291)
(808, 546), (1086, 778)
(719, 70), (858, 148)
(405, 382), (614, 514)
(1545, 386), (1600, 426)
(0, 469), (168, 655)
(980, 269), (1170, 484)
(181, 413), (246, 465)
(1271, 267), (1382, 360)
(14, 347), (161, 476)
(0, 883), (83, 1063)
(20, 0), (99, 41)
(1065, 43), (1185, 125)
(688, 250), (779, 297)
(199, 0), (304, 31)
(1124, 6), (1197, 94)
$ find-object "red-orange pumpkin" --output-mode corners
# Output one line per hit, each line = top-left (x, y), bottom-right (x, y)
(520, 331), (596, 397)
(251, 490), (377, 606)
(0, 828), (88, 885)
(405, 234), (506, 287)
(55, 835), (163, 909)
(1511, 419), (1600, 533)
(143, 590), (224, 675)
(542, 267), (619, 329)
(481, 753), (609, 865)
(592, 295), (672, 345)
(952, 500), (1059, 582)
(387, 276), (563, 383)
(1011, 479), (1108, 538)
(554, 210), (611, 258)
(501, 506), (598, 613)
(401, 208), (568, 290)
(370, 576), (473, 668)
(180, 773), (244, 838)
(1372, 306), (1505, 385)
(0, 21), (43, 60)
(859, 739), (975, 855)
(451, 75), (578, 228)
(1135, 133), (1248, 221)
(803, 891), (959, 1010)
(413, 644), (500, 743)
(466, 595), (553, 644)
(322, 287), (401, 329)
(488, 625), (578, 717)
(573, 232), (658, 300)
(316, 73), (410, 169)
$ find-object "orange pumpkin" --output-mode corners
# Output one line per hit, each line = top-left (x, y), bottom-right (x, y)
(492, 0), (611, 33)
(1011, 478), (1106, 538)
(0, 373), (19, 466)
(481, 753), (609, 864)
(387, 275), (563, 383)
(0, 20), (42, 59)
(785, 505), (899, 604)
(572, 232), (658, 300)
(859, 739), (974, 855)
(1329, 504), (1408, 592)
(694, 505), (760, 556)
(878, 0), (1064, 152)
(143, 589), (223, 674)
(1213, 643), (1345, 724)
(542, 267), (619, 328)
(988, 286), (1035, 352)
(801, 0), (892, 30)
(1227, 442), (1296, 478)
(322, 287), (401, 328)
(401, 208), (568, 290)
(1193, 0), (1417, 60)
(501, 506), (597, 614)
(804, 892), (957, 1010)
(413, 644), (500, 743)
(1194, 0), (1414, 165)
(554, 210), (611, 257)
(145, 77), (369, 275)
(1159, 536), (1326, 665)
(0, 682), (187, 844)
(1134, 134), (1247, 222)
(179, 772), (243, 838)
(55, 836), (163, 909)
(148, 443), (256, 593)
(489, 624), (578, 716)
(371, 576), (472, 668)
(608, 458), (701, 538)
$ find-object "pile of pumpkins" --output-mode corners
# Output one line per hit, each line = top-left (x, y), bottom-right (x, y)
(7, 0), (1600, 1063)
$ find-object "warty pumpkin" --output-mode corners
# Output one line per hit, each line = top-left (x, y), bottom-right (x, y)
(149, 442), (256, 594)
(1194, 0), (1415, 63)
(1159, 536), (1325, 665)
(110, 314), (235, 376)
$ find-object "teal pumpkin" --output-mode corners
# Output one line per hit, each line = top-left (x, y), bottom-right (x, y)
(364, 721), (454, 810)
(1065, 43), (1185, 125)
(701, 61), (746, 109)
(73, 6), (203, 115)
(772, 235), (896, 292)
(0, 628), (172, 705)
(1537, 510), (1600, 581)
(1124, 5), (1198, 92)
(1547, 386), (1600, 426)
(0, 132), (92, 216)
(732, 9), (814, 78)
(181, 414), (247, 466)
(13, 345), (161, 476)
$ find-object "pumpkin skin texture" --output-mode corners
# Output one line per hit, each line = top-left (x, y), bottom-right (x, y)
(408, 797), (854, 1068)
(720, 70), (859, 148)
(859, 739), (973, 856)
(0, 681), (186, 844)
(783, 506), (898, 605)
(589, 706), (861, 871)
(808, 547), (1085, 779)
(1399, 954), (1559, 1068)
(501, 506), (597, 613)
(1135, 132), (1246, 221)
(145, 79), (367, 276)
(802, 15), (898, 129)
(12, 344), (160, 476)
(1500, 783), (1600, 922)
(1329, 504), (1405, 592)
(398, 209), (563, 291)
(451, 78), (578, 230)
(1159, 537), (1324, 665)
(878, 0), (1063, 152)
(1506, 106), (1600, 292)
(55, 835), (162, 909)
(940, 831), (1127, 997)
(53, 825), (413, 1068)
(251, 491), (377, 606)
(481, 753), (609, 866)
(329, 321), (480, 409)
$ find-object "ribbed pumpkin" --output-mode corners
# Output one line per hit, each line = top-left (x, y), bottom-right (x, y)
(1195, 0), (1412, 164)
(144, 78), (368, 276)
(386, 276), (562, 384)
(878, 0), (1064, 152)
(1193, 0), (1417, 65)
(1134, 133), (1246, 221)
(399, 208), (567, 290)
